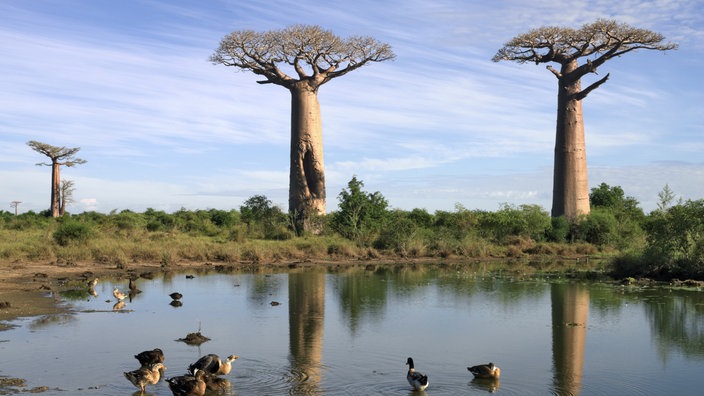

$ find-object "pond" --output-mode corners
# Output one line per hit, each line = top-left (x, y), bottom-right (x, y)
(1, 264), (703, 395)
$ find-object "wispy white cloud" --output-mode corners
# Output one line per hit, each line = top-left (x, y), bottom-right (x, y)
(1, 0), (702, 214)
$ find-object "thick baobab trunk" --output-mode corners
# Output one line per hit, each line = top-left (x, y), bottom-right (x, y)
(552, 60), (590, 219)
(51, 162), (61, 217)
(289, 85), (326, 232)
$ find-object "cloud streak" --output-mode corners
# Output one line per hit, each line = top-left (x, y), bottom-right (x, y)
(1, 0), (702, 214)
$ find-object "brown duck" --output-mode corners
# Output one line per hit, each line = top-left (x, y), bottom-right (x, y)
(166, 369), (206, 396)
(134, 348), (165, 366)
(468, 362), (501, 379)
(124, 362), (166, 393)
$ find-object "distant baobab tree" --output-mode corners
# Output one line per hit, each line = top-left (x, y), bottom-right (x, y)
(493, 19), (677, 219)
(27, 141), (86, 217)
(210, 24), (395, 233)
(10, 201), (22, 216)
(60, 179), (76, 216)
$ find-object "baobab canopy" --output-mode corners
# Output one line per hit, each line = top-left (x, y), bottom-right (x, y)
(210, 24), (395, 89)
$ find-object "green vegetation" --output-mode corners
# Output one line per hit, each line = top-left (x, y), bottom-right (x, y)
(1, 179), (702, 280)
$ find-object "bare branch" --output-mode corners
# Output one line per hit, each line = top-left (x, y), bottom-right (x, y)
(546, 65), (562, 78)
(575, 73), (610, 100)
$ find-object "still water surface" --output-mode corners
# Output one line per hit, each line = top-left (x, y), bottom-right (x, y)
(1, 264), (703, 395)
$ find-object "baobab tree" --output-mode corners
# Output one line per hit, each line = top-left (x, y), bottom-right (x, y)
(210, 24), (395, 233)
(493, 19), (677, 219)
(27, 141), (86, 217)
(60, 179), (76, 216)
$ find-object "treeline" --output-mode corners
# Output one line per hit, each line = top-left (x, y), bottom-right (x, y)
(2, 178), (702, 280)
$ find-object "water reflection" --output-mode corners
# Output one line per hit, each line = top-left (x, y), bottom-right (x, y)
(289, 271), (325, 394)
(2, 265), (704, 395)
(551, 283), (589, 395)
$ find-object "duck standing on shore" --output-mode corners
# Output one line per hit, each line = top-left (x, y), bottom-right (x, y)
(113, 288), (126, 301)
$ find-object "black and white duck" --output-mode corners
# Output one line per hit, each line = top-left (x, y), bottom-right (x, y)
(406, 357), (429, 391)
(188, 354), (238, 376)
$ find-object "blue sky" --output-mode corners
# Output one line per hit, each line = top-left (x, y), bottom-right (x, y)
(2, 0), (703, 215)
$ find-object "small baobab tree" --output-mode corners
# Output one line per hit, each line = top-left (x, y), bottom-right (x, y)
(210, 24), (395, 233)
(60, 179), (76, 216)
(493, 19), (677, 219)
(27, 141), (86, 217)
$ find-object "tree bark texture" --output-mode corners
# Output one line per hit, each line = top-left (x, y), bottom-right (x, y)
(51, 162), (61, 218)
(289, 86), (326, 231)
(552, 60), (590, 219)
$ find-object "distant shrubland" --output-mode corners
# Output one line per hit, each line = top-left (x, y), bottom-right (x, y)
(2, 178), (702, 280)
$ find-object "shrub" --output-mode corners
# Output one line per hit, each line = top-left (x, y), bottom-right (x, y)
(330, 176), (389, 244)
(53, 221), (93, 246)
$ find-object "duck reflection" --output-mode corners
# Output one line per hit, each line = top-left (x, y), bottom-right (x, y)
(288, 271), (325, 394)
(469, 377), (500, 393)
(551, 283), (588, 395)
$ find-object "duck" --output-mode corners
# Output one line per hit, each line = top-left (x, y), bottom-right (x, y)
(113, 288), (127, 301)
(124, 362), (166, 393)
(166, 369), (206, 396)
(87, 278), (98, 297)
(170, 292), (183, 300)
(188, 354), (238, 376)
(467, 362), (501, 379)
(135, 348), (165, 367)
(203, 375), (231, 392)
(129, 278), (142, 294)
(406, 357), (429, 391)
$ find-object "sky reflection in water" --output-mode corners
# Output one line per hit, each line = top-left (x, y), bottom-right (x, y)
(0, 265), (703, 395)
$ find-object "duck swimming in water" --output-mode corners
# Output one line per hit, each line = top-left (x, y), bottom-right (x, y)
(124, 362), (166, 393)
(406, 357), (429, 391)
(166, 369), (206, 396)
(188, 354), (238, 376)
(467, 362), (501, 379)
(135, 348), (165, 367)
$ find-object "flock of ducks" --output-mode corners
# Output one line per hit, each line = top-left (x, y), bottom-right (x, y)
(102, 279), (501, 393)
(124, 348), (239, 395)
(406, 357), (500, 392)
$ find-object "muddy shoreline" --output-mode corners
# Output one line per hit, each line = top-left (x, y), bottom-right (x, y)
(0, 257), (458, 330)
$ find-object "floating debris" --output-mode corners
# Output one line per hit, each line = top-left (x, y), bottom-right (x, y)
(177, 332), (211, 346)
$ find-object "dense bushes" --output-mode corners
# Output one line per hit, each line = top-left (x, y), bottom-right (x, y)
(2, 179), (702, 279)
(53, 220), (94, 246)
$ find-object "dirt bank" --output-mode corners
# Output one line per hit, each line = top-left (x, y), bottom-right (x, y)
(0, 258), (418, 329)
